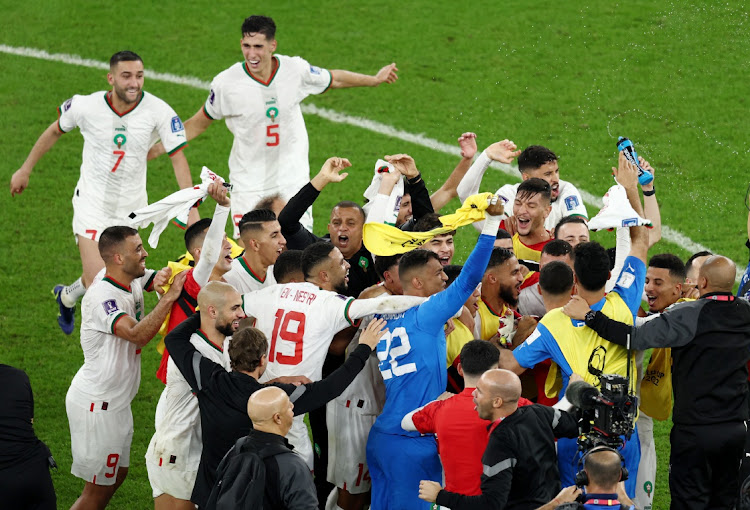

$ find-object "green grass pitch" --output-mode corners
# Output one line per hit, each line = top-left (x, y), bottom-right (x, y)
(2, 1), (748, 507)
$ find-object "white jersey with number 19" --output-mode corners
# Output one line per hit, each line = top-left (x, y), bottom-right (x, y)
(241, 282), (355, 383)
(57, 91), (187, 222)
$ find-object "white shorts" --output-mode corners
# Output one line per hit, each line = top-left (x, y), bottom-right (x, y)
(230, 190), (312, 238)
(286, 415), (314, 471)
(145, 457), (197, 500)
(72, 194), (127, 243)
(326, 401), (377, 494)
(66, 396), (133, 486)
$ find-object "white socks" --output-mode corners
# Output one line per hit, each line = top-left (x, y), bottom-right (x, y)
(61, 277), (86, 308)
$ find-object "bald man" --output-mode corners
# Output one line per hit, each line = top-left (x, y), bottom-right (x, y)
(564, 255), (750, 509)
(207, 387), (317, 509)
(418, 369), (577, 509)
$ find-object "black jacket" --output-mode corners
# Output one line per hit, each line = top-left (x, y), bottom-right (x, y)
(435, 404), (578, 510)
(165, 314), (373, 508)
(585, 293), (750, 426)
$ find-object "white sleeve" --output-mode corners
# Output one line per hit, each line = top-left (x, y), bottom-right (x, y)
(203, 77), (225, 120)
(457, 150), (492, 204)
(559, 184), (588, 219)
(294, 57), (332, 97)
(155, 101), (188, 155)
(605, 227), (630, 292)
(57, 95), (80, 133)
(365, 194), (399, 225)
(193, 204), (230, 287)
(347, 295), (426, 320)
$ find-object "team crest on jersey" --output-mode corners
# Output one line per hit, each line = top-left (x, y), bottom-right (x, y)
(266, 106), (279, 121)
(171, 116), (184, 133)
(565, 195), (579, 211)
(102, 299), (119, 315)
(113, 134), (127, 149)
(359, 256), (369, 271)
(208, 89), (216, 105)
(62, 98), (73, 112)
(309, 65), (322, 75)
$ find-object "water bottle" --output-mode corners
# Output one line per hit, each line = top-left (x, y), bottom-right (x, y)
(617, 136), (654, 186)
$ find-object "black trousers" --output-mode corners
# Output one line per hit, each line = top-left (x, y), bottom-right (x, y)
(0, 455), (56, 510)
(670, 421), (745, 510)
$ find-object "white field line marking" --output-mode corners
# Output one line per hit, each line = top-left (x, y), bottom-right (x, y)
(2, 44), (741, 279)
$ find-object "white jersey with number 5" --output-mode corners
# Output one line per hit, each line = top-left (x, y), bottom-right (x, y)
(57, 91), (187, 221)
(203, 55), (332, 199)
(241, 282), (355, 383)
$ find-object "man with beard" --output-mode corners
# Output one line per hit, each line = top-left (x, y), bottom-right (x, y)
(417, 369), (578, 509)
(65, 226), (187, 510)
(224, 208), (286, 293)
(146, 278), (244, 510)
(10, 51), (196, 335)
(239, 242), (426, 470)
(474, 248), (525, 343)
(457, 141), (587, 231)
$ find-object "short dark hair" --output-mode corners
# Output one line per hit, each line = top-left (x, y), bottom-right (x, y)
(517, 145), (557, 174)
(649, 253), (687, 281)
(301, 242), (335, 280)
(273, 250), (304, 283)
(254, 193), (284, 211)
(496, 228), (512, 240)
(554, 216), (588, 239)
(573, 242), (611, 292)
(398, 249), (440, 282)
(539, 261), (574, 296)
(413, 213), (455, 236)
(685, 250), (713, 273)
(487, 247), (514, 271)
(184, 218), (212, 252)
(239, 209), (277, 236)
(241, 15), (276, 39)
(541, 239), (574, 260)
(460, 340), (500, 377)
(228, 327), (268, 373)
(99, 226), (138, 261)
(374, 254), (402, 280)
(109, 51), (142, 68)
(584, 447), (624, 487)
(332, 201), (366, 222)
(443, 264), (463, 286)
(517, 178), (551, 205)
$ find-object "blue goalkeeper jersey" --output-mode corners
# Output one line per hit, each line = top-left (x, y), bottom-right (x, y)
(371, 233), (495, 437)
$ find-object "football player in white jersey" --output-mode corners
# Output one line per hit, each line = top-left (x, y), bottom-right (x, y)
(457, 140), (588, 231)
(146, 282), (245, 510)
(9, 51), (197, 336)
(65, 226), (186, 510)
(223, 208), (286, 293)
(149, 15), (398, 236)
(241, 242), (424, 469)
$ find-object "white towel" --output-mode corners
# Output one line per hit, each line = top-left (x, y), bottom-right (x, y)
(128, 167), (228, 248)
(362, 159), (404, 225)
(587, 184), (652, 232)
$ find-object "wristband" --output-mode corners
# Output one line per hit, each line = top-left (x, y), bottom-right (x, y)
(643, 188), (655, 196)
(584, 309), (597, 324)
(407, 173), (422, 185)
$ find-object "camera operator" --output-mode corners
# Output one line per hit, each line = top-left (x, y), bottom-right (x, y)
(564, 255), (750, 509)
(537, 447), (636, 510)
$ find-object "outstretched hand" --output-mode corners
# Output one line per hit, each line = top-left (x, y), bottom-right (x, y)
(457, 132), (478, 159)
(384, 154), (419, 179)
(374, 63), (398, 85)
(485, 193), (505, 216)
(314, 157), (351, 189)
(206, 182), (230, 207)
(485, 139), (521, 164)
(358, 318), (389, 350)
(613, 151), (638, 190)
(10, 169), (30, 197)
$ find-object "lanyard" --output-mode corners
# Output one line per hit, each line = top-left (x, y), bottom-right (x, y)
(704, 294), (735, 302)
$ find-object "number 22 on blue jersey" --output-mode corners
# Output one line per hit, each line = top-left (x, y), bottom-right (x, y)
(377, 327), (417, 380)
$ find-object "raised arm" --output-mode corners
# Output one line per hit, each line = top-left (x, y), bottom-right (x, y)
(385, 154), (433, 222)
(193, 183), (231, 286)
(10, 121), (63, 196)
(347, 294), (426, 319)
(639, 156), (661, 247)
(329, 63), (398, 89)
(614, 151), (649, 264)
(430, 132), (477, 211)
(114, 271), (186, 347)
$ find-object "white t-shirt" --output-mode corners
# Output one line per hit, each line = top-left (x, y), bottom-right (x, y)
(58, 91), (187, 220)
(242, 282), (356, 382)
(203, 55), (332, 198)
(67, 269), (155, 412)
(146, 331), (230, 471)
(223, 257), (276, 294)
(497, 179), (588, 231)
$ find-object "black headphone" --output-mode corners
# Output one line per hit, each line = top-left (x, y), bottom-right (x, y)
(574, 445), (628, 487)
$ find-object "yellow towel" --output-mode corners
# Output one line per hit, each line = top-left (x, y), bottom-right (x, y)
(363, 193), (493, 256)
(155, 261), (193, 354)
